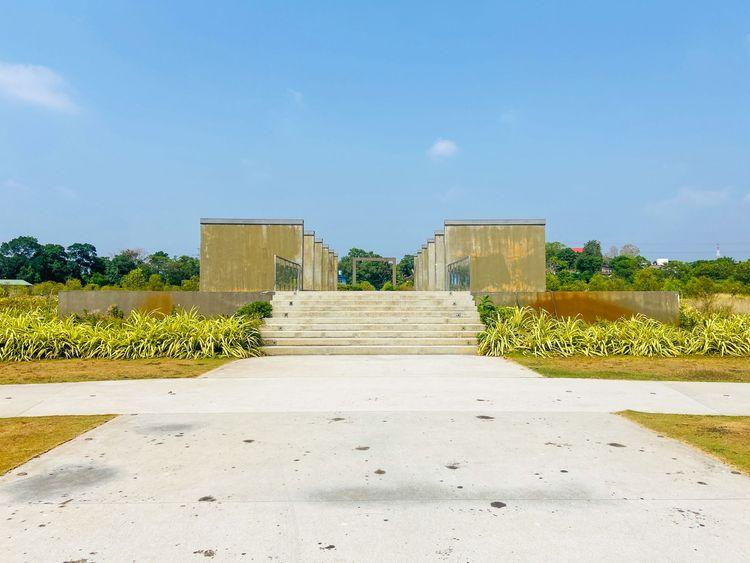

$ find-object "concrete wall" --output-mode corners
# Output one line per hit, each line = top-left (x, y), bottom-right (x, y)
(303, 232), (315, 290)
(59, 290), (274, 317)
(434, 233), (446, 291)
(313, 240), (324, 290)
(473, 291), (680, 324)
(200, 219), (303, 292)
(427, 239), (436, 290)
(445, 219), (546, 292)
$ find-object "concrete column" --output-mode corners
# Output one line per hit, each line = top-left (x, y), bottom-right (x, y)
(320, 244), (331, 291)
(332, 254), (338, 291)
(303, 232), (315, 290)
(421, 245), (429, 291)
(313, 240), (324, 290)
(427, 239), (436, 290)
(434, 232), (446, 291)
(414, 250), (420, 290)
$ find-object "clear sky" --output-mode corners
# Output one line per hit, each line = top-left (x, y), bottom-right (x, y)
(1, 1), (749, 261)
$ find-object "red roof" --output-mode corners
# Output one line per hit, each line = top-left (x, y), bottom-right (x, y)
(571, 247), (584, 253)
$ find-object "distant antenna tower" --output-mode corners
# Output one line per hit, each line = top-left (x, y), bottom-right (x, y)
(715, 244), (721, 259)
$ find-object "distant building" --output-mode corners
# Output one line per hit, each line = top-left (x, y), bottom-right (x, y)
(571, 247), (584, 253)
(654, 258), (669, 267)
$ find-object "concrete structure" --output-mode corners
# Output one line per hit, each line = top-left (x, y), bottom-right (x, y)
(434, 231), (446, 291)
(313, 239), (324, 290)
(58, 290), (273, 317)
(2, 357), (749, 561)
(444, 219), (546, 292)
(200, 219), (304, 292)
(476, 290), (681, 324)
(302, 231), (316, 290)
(427, 239), (436, 290)
(262, 291), (480, 355)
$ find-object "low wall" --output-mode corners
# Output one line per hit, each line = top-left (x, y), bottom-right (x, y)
(58, 291), (275, 317)
(472, 291), (680, 324)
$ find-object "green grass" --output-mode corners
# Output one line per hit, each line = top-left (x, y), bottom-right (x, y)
(619, 411), (750, 474)
(0, 357), (231, 385)
(0, 415), (115, 475)
(512, 355), (750, 382)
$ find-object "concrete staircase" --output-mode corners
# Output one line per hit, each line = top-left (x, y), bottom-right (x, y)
(262, 291), (481, 355)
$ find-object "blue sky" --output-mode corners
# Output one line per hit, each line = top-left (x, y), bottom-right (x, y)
(1, 1), (749, 261)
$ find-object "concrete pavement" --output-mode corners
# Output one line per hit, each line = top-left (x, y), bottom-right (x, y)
(1, 355), (749, 561)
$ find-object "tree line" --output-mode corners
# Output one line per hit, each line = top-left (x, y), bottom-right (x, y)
(546, 240), (750, 295)
(0, 236), (199, 290)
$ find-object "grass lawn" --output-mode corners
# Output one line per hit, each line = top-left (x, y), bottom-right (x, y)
(0, 357), (232, 385)
(512, 355), (750, 383)
(619, 410), (750, 474)
(0, 415), (115, 475)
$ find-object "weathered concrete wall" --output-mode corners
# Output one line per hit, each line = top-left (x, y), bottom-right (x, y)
(321, 246), (330, 290)
(59, 290), (274, 317)
(427, 240), (436, 290)
(313, 240), (324, 290)
(473, 291), (680, 324)
(434, 233), (446, 291)
(303, 232), (315, 290)
(445, 220), (546, 292)
(200, 219), (303, 292)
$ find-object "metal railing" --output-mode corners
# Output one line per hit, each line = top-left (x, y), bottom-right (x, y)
(274, 256), (302, 291)
(446, 256), (470, 291)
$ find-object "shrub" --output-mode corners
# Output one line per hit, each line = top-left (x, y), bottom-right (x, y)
(381, 281), (395, 291)
(0, 308), (262, 361)
(396, 280), (414, 291)
(478, 306), (750, 357)
(236, 301), (273, 319)
(358, 281), (375, 291)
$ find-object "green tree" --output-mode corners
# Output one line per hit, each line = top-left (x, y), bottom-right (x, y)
(121, 268), (147, 289)
(632, 268), (663, 291)
(66, 243), (100, 280)
(574, 240), (603, 281)
(398, 255), (414, 281)
(610, 255), (647, 282)
(339, 248), (392, 288)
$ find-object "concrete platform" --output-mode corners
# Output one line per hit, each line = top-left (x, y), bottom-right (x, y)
(1, 355), (749, 561)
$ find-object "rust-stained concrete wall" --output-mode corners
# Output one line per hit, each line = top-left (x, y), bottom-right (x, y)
(473, 291), (680, 324)
(427, 239), (436, 290)
(59, 290), (274, 317)
(445, 220), (545, 292)
(303, 232), (315, 290)
(313, 240), (324, 290)
(200, 219), (303, 292)
(434, 232), (446, 291)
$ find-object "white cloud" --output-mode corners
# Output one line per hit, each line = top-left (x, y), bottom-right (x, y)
(287, 88), (304, 107)
(646, 186), (733, 214)
(1, 178), (31, 193)
(0, 61), (77, 112)
(55, 186), (77, 199)
(427, 138), (458, 159)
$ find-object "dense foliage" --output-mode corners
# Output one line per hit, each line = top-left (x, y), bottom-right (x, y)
(546, 241), (750, 295)
(338, 248), (414, 289)
(0, 235), (199, 290)
(0, 308), (262, 361)
(477, 306), (750, 357)
(236, 301), (273, 319)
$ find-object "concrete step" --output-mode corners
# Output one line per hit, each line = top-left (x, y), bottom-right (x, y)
(261, 329), (480, 338)
(273, 310), (480, 319)
(262, 322), (486, 331)
(261, 345), (478, 355)
(263, 337), (478, 346)
(271, 304), (473, 312)
(274, 291), (471, 298)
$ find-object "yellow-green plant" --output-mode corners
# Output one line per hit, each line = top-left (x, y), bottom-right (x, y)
(477, 307), (750, 357)
(0, 308), (262, 361)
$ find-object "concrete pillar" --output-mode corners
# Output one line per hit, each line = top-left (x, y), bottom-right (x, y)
(303, 231), (315, 290)
(427, 239), (436, 290)
(434, 232), (446, 291)
(414, 250), (421, 290)
(313, 240), (324, 290)
(321, 245), (329, 290)
(332, 254), (338, 291)
(421, 245), (429, 291)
